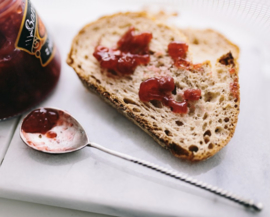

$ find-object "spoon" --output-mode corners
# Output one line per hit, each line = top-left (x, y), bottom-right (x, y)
(20, 107), (263, 212)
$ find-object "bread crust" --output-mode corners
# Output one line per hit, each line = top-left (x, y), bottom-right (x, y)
(67, 12), (240, 161)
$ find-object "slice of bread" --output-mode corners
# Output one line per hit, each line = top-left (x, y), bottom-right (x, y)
(67, 12), (240, 161)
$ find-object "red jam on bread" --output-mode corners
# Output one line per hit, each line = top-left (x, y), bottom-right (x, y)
(139, 76), (201, 114)
(168, 41), (204, 71)
(93, 27), (152, 75)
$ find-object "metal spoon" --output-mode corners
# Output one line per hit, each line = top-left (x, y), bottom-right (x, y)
(20, 107), (263, 212)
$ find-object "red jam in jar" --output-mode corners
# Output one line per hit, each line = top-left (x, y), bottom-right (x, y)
(93, 27), (152, 75)
(0, 0), (61, 120)
(139, 76), (201, 114)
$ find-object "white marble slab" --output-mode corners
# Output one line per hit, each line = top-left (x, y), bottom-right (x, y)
(0, 118), (19, 164)
(0, 198), (114, 217)
(0, 1), (269, 216)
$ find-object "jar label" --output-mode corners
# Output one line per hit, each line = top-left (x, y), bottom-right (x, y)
(15, 0), (55, 67)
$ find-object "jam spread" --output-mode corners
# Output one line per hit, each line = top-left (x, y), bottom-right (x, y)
(167, 41), (204, 71)
(93, 27), (152, 75)
(139, 76), (201, 114)
(168, 41), (188, 59)
(183, 89), (201, 101)
(0, 0), (61, 120)
(230, 79), (239, 100)
(22, 108), (59, 134)
(168, 41), (190, 68)
(46, 131), (57, 138)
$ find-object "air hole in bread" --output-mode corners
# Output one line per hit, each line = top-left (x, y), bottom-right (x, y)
(215, 127), (222, 134)
(224, 125), (228, 129)
(90, 75), (101, 84)
(165, 130), (172, 137)
(172, 86), (177, 95)
(124, 98), (138, 106)
(203, 113), (208, 120)
(204, 92), (219, 102)
(200, 141), (203, 145)
(224, 117), (229, 122)
(150, 100), (163, 108)
(235, 104), (238, 108)
(192, 38), (199, 44)
(204, 130), (211, 137)
(189, 106), (195, 116)
(143, 103), (151, 109)
(218, 119), (222, 123)
(108, 69), (117, 76)
(202, 122), (207, 131)
(151, 116), (156, 120)
(77, 64), (81, 69)
(153, 122), (158, 127)
(190, 127), (195, 131)
(113, 99), (119, 104)
(189, 145), (198, 152)
(132, 108), (140, 113)
(208, 143), (214, 149)
(103, 92), (110, 98)
(170, 143), (189, 157)
(219, 95), (225, 103)
(84, 55), (88, 59)
(176, 121), (184, 126)
(204, 136), (210, 144)
(140, 114), (145, 116)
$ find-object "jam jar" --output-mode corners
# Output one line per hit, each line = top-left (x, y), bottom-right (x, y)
(0, 0), (61, 120)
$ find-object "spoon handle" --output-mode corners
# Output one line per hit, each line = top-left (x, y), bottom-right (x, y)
(88, 142), (263, 211)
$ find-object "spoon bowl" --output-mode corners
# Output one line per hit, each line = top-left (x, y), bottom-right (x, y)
(20, 107), (88, 154)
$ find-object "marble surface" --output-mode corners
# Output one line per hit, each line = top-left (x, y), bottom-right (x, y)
(0, 1), (270, 216)
(0, 198), (114, 217)
(0, 118), (19, 164)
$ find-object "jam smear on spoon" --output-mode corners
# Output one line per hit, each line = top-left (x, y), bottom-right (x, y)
(22, 108), (59, 134)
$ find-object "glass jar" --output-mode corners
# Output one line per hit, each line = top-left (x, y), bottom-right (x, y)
(0, 0), (61, 120)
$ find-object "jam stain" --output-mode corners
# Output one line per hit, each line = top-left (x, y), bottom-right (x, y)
(230, 79), (239, 100)
(168, 41), (188, 59)
(168, 41), (190, 69)
(184, 89), (201, 101)
(22, 108), (59, 134)
(93, 27), (152, 75)
(168, 41), (204, 72)
(117, 27), (152, 54)
(46, 131), (57, 138)
(139, 76), (201, 114)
